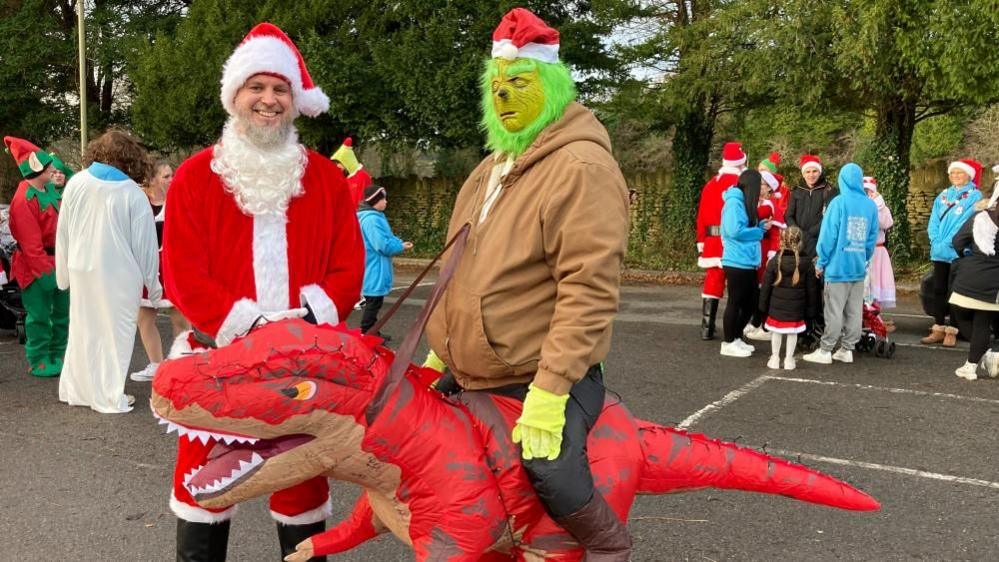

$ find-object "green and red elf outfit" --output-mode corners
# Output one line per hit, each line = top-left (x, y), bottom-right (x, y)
(4, 136), (69, 377)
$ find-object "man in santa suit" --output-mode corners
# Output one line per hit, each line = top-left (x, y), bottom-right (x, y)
(161, 22), (364, 561)
(695, 142), (747, 340)
(330, 137), (372, 208)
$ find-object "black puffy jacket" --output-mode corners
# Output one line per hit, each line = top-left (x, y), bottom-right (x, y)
(759, 253), (820, 322)
(786, 180), (839, 257)
(950, 211), (999, 306)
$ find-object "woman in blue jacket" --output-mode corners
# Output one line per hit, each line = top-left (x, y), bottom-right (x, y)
(923, 160), (982, 347)
(357, 185), (412, 338)
(720, 170), (772, 357)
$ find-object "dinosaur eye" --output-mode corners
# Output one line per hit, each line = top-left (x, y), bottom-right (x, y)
(280, 381), (317, 401)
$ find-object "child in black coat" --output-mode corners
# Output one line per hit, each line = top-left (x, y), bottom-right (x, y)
(759, 227), (820, 370)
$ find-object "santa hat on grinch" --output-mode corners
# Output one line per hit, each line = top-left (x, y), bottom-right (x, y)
(4, 136), (53, 178)
(492, 8), (560, 63)
(760, 152), (781, 174)
(331, 137), (362, 176)
(948, 159), (983, 187)
(799, 154), (822, 174)
(219, 22), (329, 118)
(721, 142), (747, 168)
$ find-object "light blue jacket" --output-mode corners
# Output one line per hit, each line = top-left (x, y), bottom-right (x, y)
(357, 208), (405, 297)
(816, 163), (879, 283)
(927, 183), (981, 263)
(721, 187), (765, 270)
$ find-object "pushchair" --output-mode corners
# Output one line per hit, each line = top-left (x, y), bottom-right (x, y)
(856, 301), (895, 358)
(0, 205), (26, 344)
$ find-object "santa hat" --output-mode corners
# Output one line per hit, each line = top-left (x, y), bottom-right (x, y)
(761, 171), (779, 191)
(760, 152), (781, 174)
(948, 159), (982, 186)
(863, 176), (877, 192)
(492, 8), (560, 63)
(4, 136), (52, 178)
(330, 137), (362, 176)
(363, 185), (386, 205)
(722, 142), (747, 168)
(219, 22), (329, 118)
(799, 154), (822, 173)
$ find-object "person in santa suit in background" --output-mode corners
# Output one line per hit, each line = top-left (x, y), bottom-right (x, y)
(696, 141), (747, 340)
(4, 136), (68, 377)
(330, 136), (372, 207)
(758, 151), (789, 214)
(161, 22), (364, 561)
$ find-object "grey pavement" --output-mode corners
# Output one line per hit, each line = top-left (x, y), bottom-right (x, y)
(2, 277), (998, 561)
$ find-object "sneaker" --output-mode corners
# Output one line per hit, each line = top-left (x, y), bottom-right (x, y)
(955, 362), (979, 381)
(733, 338), (756, 353)
(720, 341), (752, 358)
(767, 355), (781, 370)
(803, 349), (833, 364)
(832, 348), (854, 363)
(784, 357), (797, 371)
(744, 325), (770, 341)
(125, 394), (136, 407)
(130, 362), (159, 382)
(982, 351), (999, 378)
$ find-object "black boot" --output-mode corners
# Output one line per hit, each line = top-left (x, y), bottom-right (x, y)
(176, 519), (230, 562)
(701, 298), (718, 340)
(277, 521), (327, 561)
(556, 492), (632, 562)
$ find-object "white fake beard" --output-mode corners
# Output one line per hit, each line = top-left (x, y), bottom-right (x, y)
(210, 117), (306, 216)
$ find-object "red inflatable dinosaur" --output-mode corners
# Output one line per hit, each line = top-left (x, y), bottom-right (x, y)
(151, 320), (879, 561)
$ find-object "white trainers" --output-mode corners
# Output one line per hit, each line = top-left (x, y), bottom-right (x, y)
(784, 357), (797, 371)
(767, 355), (781, 369)
(720, 341), (752, 358)
(832, 348), (854, 363)
(125, 394), (136, 407)
(733, 338), (756, 353)
(744, 325), (770, 341)
(130, 362), (159, 382)
(982, 351), (999, 378)
(803, 349), (833, 364)
(955, 362), (979, 381)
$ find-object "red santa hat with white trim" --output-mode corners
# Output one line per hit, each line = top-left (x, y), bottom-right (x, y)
(721, 142), (747, 168)
(799, 154), (822, 173)
(219, 22), (329, 118)
(948, 159), (983, 187)
(863, 176), (878, 192)
(492, 8), (560, 63)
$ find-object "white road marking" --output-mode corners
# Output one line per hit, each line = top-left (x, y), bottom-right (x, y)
(390, 282), (435, 292)
(766, 375), (999, 405)
(884, 312), (932, 319)
(677, 375), (770, 429)
(770, 448), (999, 490)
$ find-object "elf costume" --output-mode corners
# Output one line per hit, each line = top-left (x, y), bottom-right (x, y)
(330, 137), (371, 207)
(4, 136), (69, 377)
(759, 151), (789, 215)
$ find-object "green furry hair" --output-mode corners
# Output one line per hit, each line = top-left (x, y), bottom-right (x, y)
(479, 57), (577, 157)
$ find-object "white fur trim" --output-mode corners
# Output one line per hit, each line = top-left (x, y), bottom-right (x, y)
(491, 39), (559, 63)
(949, 161), (976, 181)
(270, 496), (332, 525)
(170, 492), (236, 523)
(217, 298), (264, 347)
(220, 35), (329, 118)
(761, 171), (779, 190)
(701, 294), (721, 300)
(801, 162), (822, 173)
(300, 284), (339, 326)
(764, 323), (807, 334)
(767, 250), (777, 259)
(0, 271), (8, 285)
(698, 256), (722, 268)
(167, 330), (200, 359)
(717, 166), (743, 177)
(771, 221), (787, 229)
(253, 213), (290, 312)
(723, 156), (747, 168)
(696, 242), (704, 253)
(973, 211), (998, 257)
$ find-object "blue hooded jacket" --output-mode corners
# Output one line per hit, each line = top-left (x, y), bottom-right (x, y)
(927, 182), (981, 263)
(357, 207), (405, 297)
(815, 163), (879, 283)
(721, 187), (765, 269)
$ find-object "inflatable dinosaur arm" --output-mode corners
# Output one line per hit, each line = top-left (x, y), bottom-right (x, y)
(287, 492), (385, 559)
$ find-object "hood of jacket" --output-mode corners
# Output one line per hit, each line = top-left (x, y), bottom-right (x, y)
(837, 163), (865, 196)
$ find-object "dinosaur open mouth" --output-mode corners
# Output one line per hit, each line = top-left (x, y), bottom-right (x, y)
(184, 434), (315, 499)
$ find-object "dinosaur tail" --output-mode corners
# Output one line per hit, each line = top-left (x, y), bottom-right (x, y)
(636, 422), (880, 511)
(310, 492), (386, 557)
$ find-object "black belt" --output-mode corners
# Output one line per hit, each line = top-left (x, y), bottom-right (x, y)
(44, 247), (55, 256)
(707, 225), (721, 237)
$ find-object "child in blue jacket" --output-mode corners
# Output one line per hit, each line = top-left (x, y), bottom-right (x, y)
(804, 163), (878, 365)
(357, 185), (412, 338)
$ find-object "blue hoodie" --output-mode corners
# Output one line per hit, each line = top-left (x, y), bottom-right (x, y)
(927, 182), (981, 263)
(720, 187), (765, 269)
(815, 163), (879, 283)
(357, 207), (405, 297)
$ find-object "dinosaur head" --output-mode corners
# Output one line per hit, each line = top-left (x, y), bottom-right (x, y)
(150, 320), (390, 507)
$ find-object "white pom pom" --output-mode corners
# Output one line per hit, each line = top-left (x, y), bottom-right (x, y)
(498, 43), (519, 61)
(297, 87), (330, 118)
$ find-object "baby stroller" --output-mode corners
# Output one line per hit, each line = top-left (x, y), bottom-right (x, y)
(856, 301), (895, 358)
(0, 205), (26, 344)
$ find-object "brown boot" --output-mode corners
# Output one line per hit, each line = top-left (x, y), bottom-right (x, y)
(556, 492), (632, 562)
(943, 326), (959, 347)
(921, 325), (945, 344)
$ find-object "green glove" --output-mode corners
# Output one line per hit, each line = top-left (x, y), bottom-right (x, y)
(422, 349), (446, 373)
(511, 384), (570, 461)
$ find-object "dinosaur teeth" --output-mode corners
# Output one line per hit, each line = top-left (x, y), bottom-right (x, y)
(187, 453), (265, 497)
(151, 409), (260, 445)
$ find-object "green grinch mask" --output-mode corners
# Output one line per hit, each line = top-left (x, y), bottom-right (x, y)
(480, 57), (576, 157)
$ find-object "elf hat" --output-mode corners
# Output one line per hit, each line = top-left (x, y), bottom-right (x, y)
(722, 142), (747, 168)
(760, 151), (781, 174)
(220, 22), (329, 118)
(863, 176), (878, 192)
(4, 136), (53, 178)
(330, 137), (362, 176)
(948, 159), (982, 186)
(799, 154), (822, 173)
(49, 153), (75, 181)
(492, 8), (560, 63)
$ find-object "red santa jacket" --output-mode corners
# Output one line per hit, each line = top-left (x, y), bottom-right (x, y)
(757, 198), (785, 262)
(8, 181), (59, 288)
(695, 168), (741, 268)
(346, 167), (372, 208)
(162, 147), (364, 346)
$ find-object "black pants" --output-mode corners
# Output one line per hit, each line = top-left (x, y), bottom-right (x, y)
(360, 295), (384, 333)
(952, 305), (997, 363)
(723, 266), (759, 343)
(932, 261), (954, 325)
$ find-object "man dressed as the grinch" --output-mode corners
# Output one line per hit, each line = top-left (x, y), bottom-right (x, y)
(426, 8), (631, 559)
